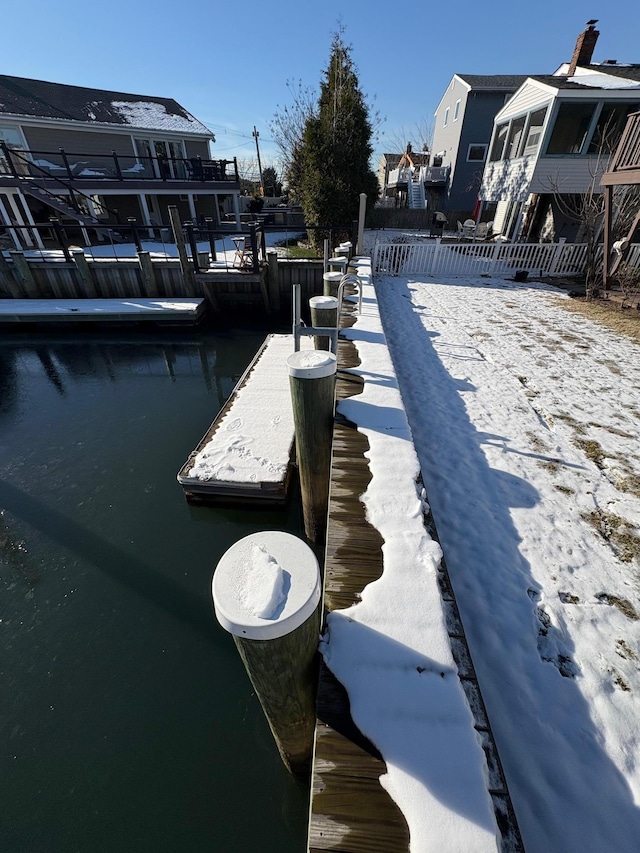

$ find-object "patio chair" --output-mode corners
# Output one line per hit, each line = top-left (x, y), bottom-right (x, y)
(474, 222), (489, 241)
(456, 221), (464, 239)
(462, 219), (477, 239)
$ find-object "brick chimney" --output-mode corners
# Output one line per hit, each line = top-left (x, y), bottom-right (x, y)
(567, 21), (600, 76)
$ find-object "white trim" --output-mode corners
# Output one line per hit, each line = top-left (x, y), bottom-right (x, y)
(1, 112), (212, 141)
(443, 107), (450, 127)
(433, 74), (471, 117)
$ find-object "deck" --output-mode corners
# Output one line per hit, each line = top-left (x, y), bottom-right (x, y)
(308, 284), (523, 852)
(177, 334), (312, 505)
(0, 297), (205, 324)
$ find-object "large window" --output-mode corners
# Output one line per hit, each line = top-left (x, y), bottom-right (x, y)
(489, 124), (508, 161)
(505, 115), (526, 160)
(522, 107), (548, 156)
(546, 102), (597, 155)
(588, 103), (640, 153)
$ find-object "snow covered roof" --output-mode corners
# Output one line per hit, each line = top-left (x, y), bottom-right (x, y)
(0, 74), (213, 136)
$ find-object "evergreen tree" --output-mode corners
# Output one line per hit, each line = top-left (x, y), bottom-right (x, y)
(300, 32), (379, 244)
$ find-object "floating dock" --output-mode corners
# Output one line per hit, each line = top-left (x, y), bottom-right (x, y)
(0, 298), (206, 324)
(177, 333), (311, 504)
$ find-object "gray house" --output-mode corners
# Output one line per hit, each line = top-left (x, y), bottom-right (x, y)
(0, 74), (242, 247)
(431, 74), (531, 218)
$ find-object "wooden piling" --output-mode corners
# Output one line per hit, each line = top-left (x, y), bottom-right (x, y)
(287, 350), (337, 542)
(212, 531), (322, 777)
(9, 252), (38, 298)
(0, 251), (22, 297)
(309, 295), (338, 351)
(266, 250), (281, 314)
(168, 205), (195, 296)
(323, 271), (342, 298)
(71, 249), (97, 297)
(138, 251), (159, 297)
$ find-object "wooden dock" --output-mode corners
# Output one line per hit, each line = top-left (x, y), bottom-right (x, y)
(0, 297), (206, 324)
(308, 287), (524, 852)
(177, 334), (311, 505)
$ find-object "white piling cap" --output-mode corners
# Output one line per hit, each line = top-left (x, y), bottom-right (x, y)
(287, 350), (336, 379)
(323, 271), (342, 282)
(309, 295), (338, 309)
(212, 531), (321, 640)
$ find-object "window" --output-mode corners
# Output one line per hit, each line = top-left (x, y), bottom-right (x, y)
(588, 103), (639, 153)
(489, 123), (508, 161)
(546, 102), (597, 155)
(444, 107), (450, 127)
(522, 107), (548, 156)
(454, 99), (461, 121)
(467, 144), (487, 162)
(505, 115), (526, 159)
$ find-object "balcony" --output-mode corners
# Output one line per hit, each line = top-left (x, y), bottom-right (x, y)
(0, 143), (240, 190)
(387, 165), (449, 188)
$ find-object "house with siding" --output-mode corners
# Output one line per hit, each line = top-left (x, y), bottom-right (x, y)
(479, 23), (640, 241)
(0, 74), (241, 246)
(430, 74), (531, 218)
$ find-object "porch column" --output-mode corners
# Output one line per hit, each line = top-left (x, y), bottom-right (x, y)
(187, 193), (197, 221)
(232, 192), (241, 228)
(138, 193), (153, 226)
(602, 185), (613, 292)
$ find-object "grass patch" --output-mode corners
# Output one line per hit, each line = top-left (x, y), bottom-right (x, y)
(559, 297), (640, 343)
(616, 639), (638, 660)
(582, 509), (640, 563)
(574, 437), (605, 468)
(595, 592), (639, 620)
(554, 484), (575, 495)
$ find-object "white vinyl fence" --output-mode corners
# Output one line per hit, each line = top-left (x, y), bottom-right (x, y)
(371, 239), (640, 279)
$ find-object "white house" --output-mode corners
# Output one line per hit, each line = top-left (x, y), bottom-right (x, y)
(479, 23), (640, 241)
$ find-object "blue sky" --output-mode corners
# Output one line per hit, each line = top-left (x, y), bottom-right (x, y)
(4, 0), (640, 175)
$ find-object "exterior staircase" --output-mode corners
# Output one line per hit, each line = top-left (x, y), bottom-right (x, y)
(408, 177), (426, 209)
(21, 181), (100, 225)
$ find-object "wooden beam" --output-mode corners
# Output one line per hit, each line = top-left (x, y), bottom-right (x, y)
(601, 169), (640, 187)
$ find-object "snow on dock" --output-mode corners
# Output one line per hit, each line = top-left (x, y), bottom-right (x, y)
(177, 334), (312, 503)
(0, 298), (205, 324)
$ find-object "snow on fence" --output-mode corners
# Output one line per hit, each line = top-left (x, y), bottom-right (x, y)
(371, 239), (640, 279)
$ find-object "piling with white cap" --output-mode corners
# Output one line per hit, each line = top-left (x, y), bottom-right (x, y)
(212, 530), (321, 776)
(323, 270), (343, 298)
(309, 295), (338, 351)
(288, 349), (337, 542)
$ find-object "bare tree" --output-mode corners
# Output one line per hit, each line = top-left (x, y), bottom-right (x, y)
(378, 118), (434, 156)
(269, 79), (318, 197)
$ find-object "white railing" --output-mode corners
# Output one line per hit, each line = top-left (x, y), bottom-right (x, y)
(371, 239), (638, 278)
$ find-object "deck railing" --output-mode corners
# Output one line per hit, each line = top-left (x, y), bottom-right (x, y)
(0, 143), (239, 184)
(608, 111), (640, 173)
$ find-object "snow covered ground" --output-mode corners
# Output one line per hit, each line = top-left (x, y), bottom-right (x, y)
(374, 273), (640, 852)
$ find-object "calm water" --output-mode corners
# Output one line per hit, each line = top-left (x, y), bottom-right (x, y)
(0, 326), (309, 852)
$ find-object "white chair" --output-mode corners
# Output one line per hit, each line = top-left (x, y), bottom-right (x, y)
(462, 218), (477, 239)
(474, 222), (489, 241)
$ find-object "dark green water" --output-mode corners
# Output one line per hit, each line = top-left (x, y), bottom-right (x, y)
(0, 327), (309, 852)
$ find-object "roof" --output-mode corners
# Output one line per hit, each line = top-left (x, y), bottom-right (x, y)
(585, 63), (640, 82)
(530, 70), (640, 91)
(0, 74), (213, 136)
(456, 74), (532, 90)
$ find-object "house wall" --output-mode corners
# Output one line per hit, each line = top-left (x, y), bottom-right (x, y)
(481, 156), (537, 203)
(22, 126), (136, 158)
(530, 156), (608, 194)
(449, 91), (513, 212)
(432, 77), (469, 185)
(494, 81), (552, 122)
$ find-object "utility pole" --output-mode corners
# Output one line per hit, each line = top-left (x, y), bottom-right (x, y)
(252, 125), (264, 196)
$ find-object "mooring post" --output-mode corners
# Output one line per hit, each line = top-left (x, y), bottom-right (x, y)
(0, 250), (22, 297)
(212, 530), (322, 777)
(9, 252), (38, 298)
(323, 238), (329, 273)
(357, 192), (367, 256)
(70, 248), (97, 297)
(168, 205), (195, 295)
(309, 295), (338, 351)
(323, 270), (342, 298)
(288, 349), (337, 543)
(138, 251), (159, 297)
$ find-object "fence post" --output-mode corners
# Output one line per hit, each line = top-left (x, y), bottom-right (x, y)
(248, 222), (260, 273)
(212, 530), (321, 777)
(488, 238), (503, 277)
(128, 217), (143, 254)
(357, 192), (367, 255)
(431, 238), (442, 276)
(50, 218), (72, 262)
(287, 349), (337, 543)
(548, 237), (567, 276)
(204, 217), (217, 261)
(71, 248), (97, 297)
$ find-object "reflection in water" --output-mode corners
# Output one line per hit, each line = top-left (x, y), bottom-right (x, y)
(0, 327), (308, 853)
